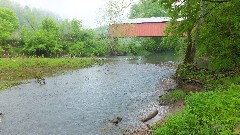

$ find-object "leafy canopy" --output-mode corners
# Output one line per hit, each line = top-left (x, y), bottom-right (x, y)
(156, 0), (240, 70)
(129, 0), (166, 18)
(0, 8), (19, 44)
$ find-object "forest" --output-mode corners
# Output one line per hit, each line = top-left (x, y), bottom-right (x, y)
(0, 0), (111, 57)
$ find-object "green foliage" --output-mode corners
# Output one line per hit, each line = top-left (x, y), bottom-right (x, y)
(0, 8), (19, 44)
(0, 0), (60, 30)
(41, 18), (59, 32)
(197, 0), (240, 71)
(116, 41), (138, 56)
(155, 85), (240, 135)
(129, 0), (166, 18)
(162, 36), (187, 58)
(125, 42), (137, 55)
(156, 0), (203, 64)
(160, 89), (186, 105)
(91, 39), (110, 56)
(141, 37), (174, 53)
(22, 29), (61, 57)
(69, 41), (85, 57)
(69, 19), (83, 41)
(157, 0), (240, 69)
(0, 0), (149, 57)
(0, 45), (3, 55)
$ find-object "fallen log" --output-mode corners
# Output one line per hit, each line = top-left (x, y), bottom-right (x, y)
(141, 109), (158, 122)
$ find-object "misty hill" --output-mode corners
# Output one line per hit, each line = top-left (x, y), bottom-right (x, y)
(0, 0), (61, 30)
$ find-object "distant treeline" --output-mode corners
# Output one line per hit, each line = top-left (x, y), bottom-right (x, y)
(0, 0), (178, 58)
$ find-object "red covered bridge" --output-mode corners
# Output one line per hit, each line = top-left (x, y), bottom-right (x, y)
(109, 17), (170, 38)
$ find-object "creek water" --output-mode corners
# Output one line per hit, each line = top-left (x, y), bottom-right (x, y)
(0, 52), (179, 135)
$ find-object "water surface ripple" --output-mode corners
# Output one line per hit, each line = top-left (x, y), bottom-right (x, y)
(0, 54), (178, 135)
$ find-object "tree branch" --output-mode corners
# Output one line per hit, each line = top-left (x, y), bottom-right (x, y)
(202, 0), (231, 3)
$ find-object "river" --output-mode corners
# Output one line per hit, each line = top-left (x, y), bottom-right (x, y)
(0, 52), (179, 135)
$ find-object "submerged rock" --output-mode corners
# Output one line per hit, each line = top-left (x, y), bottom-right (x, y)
(110, 116), (123, 125)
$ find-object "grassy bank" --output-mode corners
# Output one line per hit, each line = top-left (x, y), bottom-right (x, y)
(0, 58), (100, 90)
(155, 65), (240, 135)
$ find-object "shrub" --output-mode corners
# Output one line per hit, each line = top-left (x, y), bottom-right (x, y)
(154, 85), (240, 135)
(69, 41), (85, 57)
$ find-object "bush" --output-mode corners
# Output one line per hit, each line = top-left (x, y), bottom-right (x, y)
(154, 85), (240, 135)
(69, 41), (85, 57)
(92, 39), (110, 56)
(141, 37), (175, 53)
(142, 37), (161, 53)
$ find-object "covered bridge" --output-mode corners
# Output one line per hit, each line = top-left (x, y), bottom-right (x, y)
(109, 17), (170, 38)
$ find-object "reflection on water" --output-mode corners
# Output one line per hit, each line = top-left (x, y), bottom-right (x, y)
(0, 52), (178, 135)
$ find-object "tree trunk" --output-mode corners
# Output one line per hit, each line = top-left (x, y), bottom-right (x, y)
(183, 1), (206, 64)
(184, 30), (195, 64)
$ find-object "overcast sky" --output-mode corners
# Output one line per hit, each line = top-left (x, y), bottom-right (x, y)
(11, 0), (138, 28)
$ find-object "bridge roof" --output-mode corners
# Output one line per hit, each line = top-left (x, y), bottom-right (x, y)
(120, 17), (170, 24)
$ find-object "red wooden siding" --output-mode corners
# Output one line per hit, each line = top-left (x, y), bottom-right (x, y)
(109, 22), (167, 37)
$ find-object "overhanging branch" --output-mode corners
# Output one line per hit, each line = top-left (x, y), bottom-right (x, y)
(202, 0), (231, 3)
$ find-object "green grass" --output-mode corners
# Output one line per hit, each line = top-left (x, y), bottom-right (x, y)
(0, 58), (100, 90)
(159, 89), (186, 105)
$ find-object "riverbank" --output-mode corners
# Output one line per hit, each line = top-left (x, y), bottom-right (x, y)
(0, 58), (100, 90)
(153, 64), (240, 135)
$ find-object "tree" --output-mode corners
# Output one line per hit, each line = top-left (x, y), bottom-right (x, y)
(69, 19), (83, 41)
(198, 0), (240, 70)
(22, 18), (61, 57)
(156, 0), (240, 70)
(101, 0), (135, 55)
(0, 0), (61, 29)
(0, 8), (19, 45)
(156, 0), (204, 64)
(129, 0), (166, 18)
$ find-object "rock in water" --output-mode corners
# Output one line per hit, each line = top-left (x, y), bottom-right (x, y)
(101, 116), (123, 133)
(110, 116), (122, 125)
(141, 110), (158, 122)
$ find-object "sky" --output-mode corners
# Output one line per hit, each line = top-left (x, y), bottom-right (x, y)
(11, 0), (139, 28)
